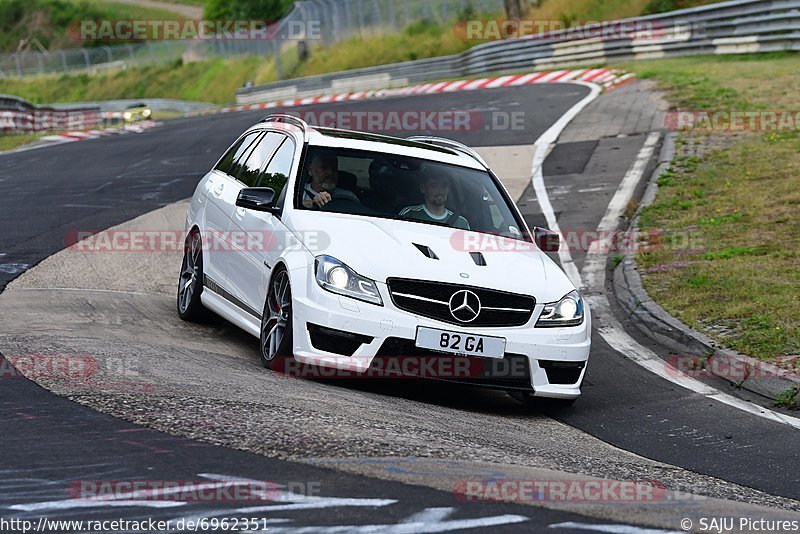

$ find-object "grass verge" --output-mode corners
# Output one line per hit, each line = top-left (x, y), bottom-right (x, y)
(0, 18), (478, 105)
(0, 0), (719, 105)
(0, 134), (47, 152)
(72, 0), (190, 20)
(621, 52), (800, 361)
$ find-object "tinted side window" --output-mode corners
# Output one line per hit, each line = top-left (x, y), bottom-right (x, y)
(227, 131), (262, 179)
(236, 132), (284, 187)
(214, 137), (247, 174)
(257, 138), (295, 197)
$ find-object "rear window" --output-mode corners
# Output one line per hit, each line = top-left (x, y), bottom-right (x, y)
(214, 131), (260, 176)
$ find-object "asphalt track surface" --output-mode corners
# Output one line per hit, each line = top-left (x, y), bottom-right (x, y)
(0, 84), (586, 292)
(1, 83), (798, 530)
(0, 365), (605, 532)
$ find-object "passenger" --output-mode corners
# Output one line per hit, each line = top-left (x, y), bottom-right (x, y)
(400, 171), (470, 229)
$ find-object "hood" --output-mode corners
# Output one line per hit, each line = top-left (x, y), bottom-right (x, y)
(287, 211), (576, 303)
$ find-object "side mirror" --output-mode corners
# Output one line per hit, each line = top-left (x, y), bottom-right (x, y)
(236, 187), (277, 213)
(534, 227), (560, 252)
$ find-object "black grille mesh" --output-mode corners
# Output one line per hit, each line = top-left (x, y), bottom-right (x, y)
(387, 278), (535, 327)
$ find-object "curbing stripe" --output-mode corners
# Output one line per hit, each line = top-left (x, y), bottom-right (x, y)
(485, 75), (517, 88)
(15, 121), (161, 151)
(209, 70), (629, 118)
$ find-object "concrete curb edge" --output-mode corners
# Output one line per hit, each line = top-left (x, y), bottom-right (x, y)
(612, 131), (800, 405)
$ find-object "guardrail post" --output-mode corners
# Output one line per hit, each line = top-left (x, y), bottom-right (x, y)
(330, 1), (341, 45)
(342, 0), (352, 39)
(60, 50), (68, 72)
(14, 53), (21, 76)
(387, 0), (396, 28)
(274, 38), (282, 80)
(81, 48), (90, 69)
(357, 0), (365, 33)
(372, 0), (381, 25)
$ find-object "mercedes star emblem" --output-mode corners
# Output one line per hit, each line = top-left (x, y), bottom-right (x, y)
(448, 290), (481, 322)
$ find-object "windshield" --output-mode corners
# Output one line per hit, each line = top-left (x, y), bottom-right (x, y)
(296, 146), (528, 240)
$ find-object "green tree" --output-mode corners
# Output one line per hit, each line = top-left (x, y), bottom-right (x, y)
(204, 0), (294, 21)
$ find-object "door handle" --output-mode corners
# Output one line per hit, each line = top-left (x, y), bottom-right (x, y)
(213, 183), (224, 196)
(235, 207), (246, 219)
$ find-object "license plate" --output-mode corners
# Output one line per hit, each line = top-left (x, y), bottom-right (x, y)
(415, 327), (506, 359)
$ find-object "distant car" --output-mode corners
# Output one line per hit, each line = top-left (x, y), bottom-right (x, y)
(177, 114), (591, 405)
(122, 103), (151, 122)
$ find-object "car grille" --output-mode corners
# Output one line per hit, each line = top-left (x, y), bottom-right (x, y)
(373, 337), (532, 390)
(386, 278), (535, 327)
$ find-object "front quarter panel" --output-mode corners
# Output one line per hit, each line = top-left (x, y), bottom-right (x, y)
(185, 171), (213, 235)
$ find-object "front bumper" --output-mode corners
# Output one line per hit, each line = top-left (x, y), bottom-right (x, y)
(287, 267), (591, 398)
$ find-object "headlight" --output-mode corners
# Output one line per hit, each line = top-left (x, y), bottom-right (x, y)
(142, 109), (151, 117)
(314, 255), (383, 306)
(536, 290), (584, 327)
(123, 112), (132, 120)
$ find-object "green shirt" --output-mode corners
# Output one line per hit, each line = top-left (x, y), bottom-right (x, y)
(399, 205), (470, 230)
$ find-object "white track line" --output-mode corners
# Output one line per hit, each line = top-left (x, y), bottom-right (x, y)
(549, 523), (682, 534)
(530, 83), (800, 429)
(530, 80), (601, 287)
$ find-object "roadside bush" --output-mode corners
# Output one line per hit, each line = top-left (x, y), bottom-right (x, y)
(204, 0), (293, 21)
(641, 0), (718, 16)
(0, 0), (106, 52)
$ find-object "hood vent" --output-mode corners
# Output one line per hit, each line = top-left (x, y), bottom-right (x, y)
(469, 252), (487, 266)
(413, 243), (439, 260)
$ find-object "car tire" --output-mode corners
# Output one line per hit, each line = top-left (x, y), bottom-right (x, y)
(260, 267), (293, 370)
(177, 230), (207, 321)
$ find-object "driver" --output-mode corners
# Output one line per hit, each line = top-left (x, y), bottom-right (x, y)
(399, 170), (470, 230)
(302, 151), (360, 208)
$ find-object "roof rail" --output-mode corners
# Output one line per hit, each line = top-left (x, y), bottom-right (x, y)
(260, 114), (310, 141)
(406, 136), (488, 168)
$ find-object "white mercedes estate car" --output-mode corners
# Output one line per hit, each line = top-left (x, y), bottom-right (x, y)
(178, 114), (590, 404)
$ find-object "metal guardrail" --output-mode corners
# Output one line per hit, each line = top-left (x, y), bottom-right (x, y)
(49, 98), (218, 115)
(0, 95), (100, 132)
(237, 0), (800, 105)
(0, 0), (504, 78)
(296, 0), (504, 45)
